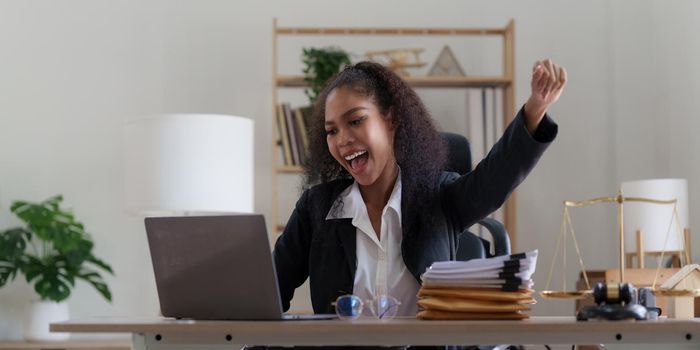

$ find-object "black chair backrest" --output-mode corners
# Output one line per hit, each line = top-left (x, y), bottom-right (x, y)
(440, 132), (511, 260)
(442, 132), (472, 175)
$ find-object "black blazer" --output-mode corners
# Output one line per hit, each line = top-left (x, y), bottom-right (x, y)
(273, 108), (557, 314)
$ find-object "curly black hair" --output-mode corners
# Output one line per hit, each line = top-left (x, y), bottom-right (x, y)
(304, 61), (447, 210)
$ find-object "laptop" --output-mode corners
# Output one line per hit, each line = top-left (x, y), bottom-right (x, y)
(145, 214), (336, 320)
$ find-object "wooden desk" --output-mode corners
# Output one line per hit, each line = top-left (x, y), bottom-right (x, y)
(51, 317), (700, 348)
(0, 341), (130, 350)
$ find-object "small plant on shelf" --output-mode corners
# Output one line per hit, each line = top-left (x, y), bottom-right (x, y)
(301, 46), (351, 105)
(0, 195), (113, 302)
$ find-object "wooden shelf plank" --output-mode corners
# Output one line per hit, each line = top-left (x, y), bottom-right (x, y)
(276, 27), (505, 36)
(276, 75), (511, 88)
(276, 165), (304, 173)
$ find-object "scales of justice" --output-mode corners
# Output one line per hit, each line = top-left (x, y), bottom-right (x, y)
(540, 186), (700, 306)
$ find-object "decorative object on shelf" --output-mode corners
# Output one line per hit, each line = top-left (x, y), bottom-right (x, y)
(124, 114), (254, 215)
(0, 195), (113, 341)
(428, 45), (466, 77)
(365, 48), (426, 76)
(658, 264), (700, 319)
(301, 47), (351, 104)
(540, 185), (693, 301)
(621, 179), (690, 268)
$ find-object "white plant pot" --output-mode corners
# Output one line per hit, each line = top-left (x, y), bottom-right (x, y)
(23, 300), (70, 341)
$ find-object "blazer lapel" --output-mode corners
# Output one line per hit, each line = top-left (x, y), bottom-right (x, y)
(335, 218), (357, 276)
(400, 183), (423, 283)
(401, 182), (417, 242)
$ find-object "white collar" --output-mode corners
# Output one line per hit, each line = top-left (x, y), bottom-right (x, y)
(325, 168), (402, 223)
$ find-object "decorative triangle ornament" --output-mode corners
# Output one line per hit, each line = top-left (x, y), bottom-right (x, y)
(428, 45), (466, 77)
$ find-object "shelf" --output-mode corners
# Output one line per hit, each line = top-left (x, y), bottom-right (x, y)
(276, 26), (505, 36)
(276, 165), (304, 173)
(276, 75), (511, 88)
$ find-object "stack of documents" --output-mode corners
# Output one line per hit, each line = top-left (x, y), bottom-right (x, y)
(416, 250), (538, 320)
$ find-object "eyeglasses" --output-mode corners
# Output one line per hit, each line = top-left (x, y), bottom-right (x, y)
(332, 294), (401, 320)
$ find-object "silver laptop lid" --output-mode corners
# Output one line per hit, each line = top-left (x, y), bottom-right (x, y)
(145, 215), (284, 320)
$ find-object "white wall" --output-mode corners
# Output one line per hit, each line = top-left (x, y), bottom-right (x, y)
(0, 0), (697, 339)
(611, 0), (700, 250)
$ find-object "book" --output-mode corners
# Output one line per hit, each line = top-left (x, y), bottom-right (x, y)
(283, 103), (300, 166)
(276, 103), (292, 166)
(294, 107), (310, 165)
(291, 107), (307, 166)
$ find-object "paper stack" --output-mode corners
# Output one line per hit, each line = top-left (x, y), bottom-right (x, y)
(416, 250), (538, 320)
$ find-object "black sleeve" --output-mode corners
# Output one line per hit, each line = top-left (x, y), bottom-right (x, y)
(442, 105), (558, 232)
(272, 189), (312, 312)
(532, 112), (558, 143)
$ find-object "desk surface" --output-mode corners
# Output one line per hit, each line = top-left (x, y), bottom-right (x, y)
(0, 341), (131, 350)
(51, 316), (700, 346)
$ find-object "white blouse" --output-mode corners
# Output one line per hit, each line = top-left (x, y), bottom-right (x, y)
(325, 172), (420, 316)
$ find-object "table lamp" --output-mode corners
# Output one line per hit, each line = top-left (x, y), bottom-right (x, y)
(621, 178), (690, 268)
(124, 114), (254, 215)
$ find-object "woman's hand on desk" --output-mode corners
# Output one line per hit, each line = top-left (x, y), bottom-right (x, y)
(524, 58), (567, 134)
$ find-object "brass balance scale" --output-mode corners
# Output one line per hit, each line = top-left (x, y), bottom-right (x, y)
(540, 190), (700, 300)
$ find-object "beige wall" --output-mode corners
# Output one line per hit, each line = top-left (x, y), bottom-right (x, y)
(0, 0), (698, 340)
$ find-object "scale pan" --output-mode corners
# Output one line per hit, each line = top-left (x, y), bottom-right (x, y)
(539, 290), (592, 299)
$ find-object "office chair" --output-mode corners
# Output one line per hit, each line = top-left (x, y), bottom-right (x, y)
(441, 132), (511, 260)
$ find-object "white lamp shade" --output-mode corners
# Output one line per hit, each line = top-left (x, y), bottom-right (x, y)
(621, 179), (689, 253)
(125, 114), (253, 215)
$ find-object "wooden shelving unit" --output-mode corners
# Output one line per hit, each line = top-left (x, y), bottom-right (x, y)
(276, 75), (511, 88)
(271, 18), (519, 249)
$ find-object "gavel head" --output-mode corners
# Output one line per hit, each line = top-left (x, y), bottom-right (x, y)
(593, 282), (635, 305)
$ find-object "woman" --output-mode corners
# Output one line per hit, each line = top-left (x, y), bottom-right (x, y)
(274, 59), (566, 317)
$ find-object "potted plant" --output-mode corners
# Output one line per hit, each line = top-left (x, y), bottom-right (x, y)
(0, 195), (113, 341)
(301, 46), (351, 105)
(297, 47), (351, 157)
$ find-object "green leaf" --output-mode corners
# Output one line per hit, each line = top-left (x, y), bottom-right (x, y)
(44, 195), (63, 207)
(10, 200), (30, 214)
(0, 261), (19, 287)
(78, 269), (112, 302)
(22, 255), (47, 283)
(61, 238), (92, 267)
(0, 228), (30, 287)
(34, 274), (71, 302)
(0, 227), (31, 259)
(29, 261), (71, 302)
(87, 255), (114, 274)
